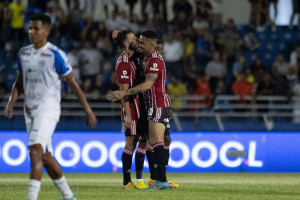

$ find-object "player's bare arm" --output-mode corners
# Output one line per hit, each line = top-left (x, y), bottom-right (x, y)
(119, 83), (132, 129)
(107, 74), (158, 102)
(65, 72), (97, 129)
(3, 73), (23, 119)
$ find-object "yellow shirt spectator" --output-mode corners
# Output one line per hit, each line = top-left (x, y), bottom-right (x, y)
(167, 76), (188, 111)
(9, 2), (25, 29)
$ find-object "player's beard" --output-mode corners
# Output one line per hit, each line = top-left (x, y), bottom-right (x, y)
(129, 41), (137, 51)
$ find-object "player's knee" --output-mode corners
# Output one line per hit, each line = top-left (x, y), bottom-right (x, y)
(42, 152), (51, 165)
(164, 135), (171, 146)
(29, 144), (43, 163)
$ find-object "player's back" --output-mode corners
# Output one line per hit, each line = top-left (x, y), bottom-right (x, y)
(18, 42), (72, 118)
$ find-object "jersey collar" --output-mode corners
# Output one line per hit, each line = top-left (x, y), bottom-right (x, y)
(32, 42), (49, 53)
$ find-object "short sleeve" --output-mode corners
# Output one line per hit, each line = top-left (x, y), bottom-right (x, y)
(50, 49), (72, 76)
(17, 49), (22, 73)
(147, 58), (163, 75)
(116, 62), (132, 84)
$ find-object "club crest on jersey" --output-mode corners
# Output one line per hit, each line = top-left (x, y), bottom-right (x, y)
(121, 70), (129, 79)
(150, 63), (159, 71)
(41, 53), (52, 57)
(39, 60), (45, 67)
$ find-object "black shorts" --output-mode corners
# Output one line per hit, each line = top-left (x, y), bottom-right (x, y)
(137, 112), (149, 136)
(148, 107), (171, 135)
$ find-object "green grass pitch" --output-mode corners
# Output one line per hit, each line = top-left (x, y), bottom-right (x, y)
(1, 173), (300, 200)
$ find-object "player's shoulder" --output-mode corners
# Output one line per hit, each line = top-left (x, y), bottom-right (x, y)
(47, 42), (68, 60)
(19, 44), (33, 54)
(150, 51), (163, 59)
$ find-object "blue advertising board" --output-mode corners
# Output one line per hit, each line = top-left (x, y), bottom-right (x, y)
(0, 131), (299, 173)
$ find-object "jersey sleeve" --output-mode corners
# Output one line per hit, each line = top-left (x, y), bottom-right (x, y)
(116, 62), (132, 84)
(50, 49), (72, 76)
(147, 58), (163, 75)
(16, 49), (22, 73)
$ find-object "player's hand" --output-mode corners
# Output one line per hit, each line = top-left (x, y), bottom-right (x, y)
(124, 116), (132, 129)
(3, 105), (13, 119)
(107, 91), (125, 102)
(86, 110), (97, 129)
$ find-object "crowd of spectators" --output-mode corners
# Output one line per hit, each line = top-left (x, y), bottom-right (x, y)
(1, 0), (300, 112)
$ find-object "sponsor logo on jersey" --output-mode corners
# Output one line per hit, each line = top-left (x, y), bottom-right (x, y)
(22, 52), (31, 56)
(41, 53), (52, 57)
(121, 70), (129, 79)
(150, 63), (159, 71)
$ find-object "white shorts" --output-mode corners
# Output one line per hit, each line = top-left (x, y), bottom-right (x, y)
(25, 115), (58, 154)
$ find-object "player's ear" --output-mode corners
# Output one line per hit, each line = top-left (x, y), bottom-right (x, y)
(43, 24), (51, 36)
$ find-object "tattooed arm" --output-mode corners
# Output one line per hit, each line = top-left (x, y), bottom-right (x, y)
(107, 74), (158, 101)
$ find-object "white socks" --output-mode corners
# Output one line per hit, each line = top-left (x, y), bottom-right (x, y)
(136, 179), (143, 183)
(53, 176), (74, 199)
(28, 179), (41, 200)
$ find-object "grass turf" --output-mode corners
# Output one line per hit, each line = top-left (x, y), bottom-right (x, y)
(0, 173), (300, 200)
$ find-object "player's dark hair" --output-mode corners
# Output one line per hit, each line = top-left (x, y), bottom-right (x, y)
(141, 30), (158, 40)
(30, 14), (52, 26)
(114, 30), (132, 50)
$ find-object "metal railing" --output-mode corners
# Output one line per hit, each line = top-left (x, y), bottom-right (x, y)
(1, 94), (299, 131)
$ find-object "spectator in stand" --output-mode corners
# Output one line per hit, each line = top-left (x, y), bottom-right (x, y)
(290, 0), (300, 27)
(195, 31), (213, 70)
(151, 0), (167, 23)
(105, 10), (119, 31)
(67, 46), (81, 85)
(292, 81), (300, 123)
(129, 14), (142, 34)
(286, 67), (298, 89)
(272, 54), (291, 76)
(270, 66), (289, 96)
(163, 32), (184, 80)
(193, 16), (209, 37)
(0, 74), (8, 94)
(250, 57), (267, 83)
(101, 71), (118, 95)
(188, 71), (213, 111)
(78, 40), (103, 89)
(167, 75), (188, 111)
(248, 0), (272, 26)
(115, 10), (131, 31)
(245, 68), (255, 83)
(243, 28), (260, 51)
(67, 0), (82, 40)
(173, 0), (193, 24)
(126, 0), (137, 20)
(290, 45), (300, 68)
(0, 1), (12, 45)
(205, 51), (226, 95)
(8, 0), (26, 53)
(195, 0), (213, 25)
(172, 11), (190, 31)
(182, 36), (195, 74)
(233, 55), (247, 80)
(83, 0), (96, 19)
(232, 73), (254, 105)
(102, 0), (118, 19)
(256, 73), (275, 96)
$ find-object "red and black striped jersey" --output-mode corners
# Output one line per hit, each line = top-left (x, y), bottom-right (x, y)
(115, 53), (140, 121)
(144, 51), (170, 108)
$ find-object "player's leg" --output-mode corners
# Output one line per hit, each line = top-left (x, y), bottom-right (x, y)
(42, 151), (75, 199)
(28, 144), (43, 200)
(146, 142), (156, 185)
(148, 120), (169, 190)
(25, 115), (42, 200)
(135, 138), (147, 188)
(122, 131), (138, 189)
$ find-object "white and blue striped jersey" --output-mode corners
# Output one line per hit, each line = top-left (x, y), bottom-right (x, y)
(17, 42), (72, 121)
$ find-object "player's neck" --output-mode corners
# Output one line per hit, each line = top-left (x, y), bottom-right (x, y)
(145, 48), (155, 58)
(33, 40), (48, 50)
(123, 48), (134, 57)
